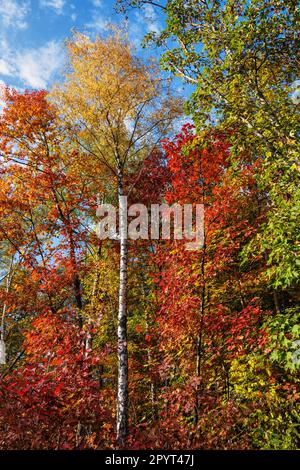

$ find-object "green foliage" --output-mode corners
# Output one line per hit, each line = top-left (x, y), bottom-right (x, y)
(264, 308), (300, 371)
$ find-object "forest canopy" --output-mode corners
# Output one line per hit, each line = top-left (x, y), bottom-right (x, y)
(0, 0), (299, 450)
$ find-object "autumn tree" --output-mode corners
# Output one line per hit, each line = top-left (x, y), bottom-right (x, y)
(0, 312), (113, 449)
(0, 2), (298, 449)
(51, 29), (181, 445)
(0, 89), (94, 327)
(118, 0), (300, 297)
(117, 0), (300, 447)
(143, 125), (299, 449)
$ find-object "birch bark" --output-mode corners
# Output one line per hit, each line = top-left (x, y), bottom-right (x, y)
(116, 174), (129, 447)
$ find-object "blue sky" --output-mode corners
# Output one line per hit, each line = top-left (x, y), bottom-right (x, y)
(0, 0), (169, 90)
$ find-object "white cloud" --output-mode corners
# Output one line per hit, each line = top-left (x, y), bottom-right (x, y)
(131, 6), (161, 43)
(92, 0), (102, 6)
(39, 0), (65, 13)
(0, 59), (14, 76)
(15, 41), (64, 88)
(141, 4), (161, 34)
(0, 41), (64, 89)
(0, 0), (30, 30)
(128, 20), (143, 48)
(70, 13), (76, 22)
(0, 39), (16, 79)
(85, 11), (110, 32)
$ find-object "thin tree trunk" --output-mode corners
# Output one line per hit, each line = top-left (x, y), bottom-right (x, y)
(85, 243), (102, 358)
(273, 291), (281, 314)
(1, 255), (14, 341)
(188, 241), (206, 447)
(67, 226), (83, 327)
(0, 255), (15, 365)
(196, 238), (206, 381)
(116, 173), (129, 447)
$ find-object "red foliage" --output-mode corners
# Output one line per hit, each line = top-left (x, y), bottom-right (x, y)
(135, 125), (270, 448)
(0, 312), (114, 449)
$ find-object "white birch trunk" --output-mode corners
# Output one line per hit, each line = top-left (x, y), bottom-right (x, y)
(116, 175), (129, 447)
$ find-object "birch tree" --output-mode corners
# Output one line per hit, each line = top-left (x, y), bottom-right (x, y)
(51, 29), (181, 446)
